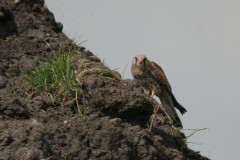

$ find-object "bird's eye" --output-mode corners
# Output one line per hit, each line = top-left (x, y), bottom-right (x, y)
(135, 57), (138, 62)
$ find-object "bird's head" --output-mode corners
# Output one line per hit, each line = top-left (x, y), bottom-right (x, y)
(132, 54), (150, 68)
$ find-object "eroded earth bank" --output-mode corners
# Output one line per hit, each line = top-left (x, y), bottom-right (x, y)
(0, 0), (210, 159)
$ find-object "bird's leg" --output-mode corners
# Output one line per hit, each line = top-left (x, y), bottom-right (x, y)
(143, 88), (152, 96)
(151, 90), (155, 97)
(147, 90), (152, 96)
(143, 88), (148, 94)
(149, 105), (158, 131)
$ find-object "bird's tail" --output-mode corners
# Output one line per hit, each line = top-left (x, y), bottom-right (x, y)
(159, 95), (183, 128)
(176, 103), (187, 115)
(162, 84), (187, 115)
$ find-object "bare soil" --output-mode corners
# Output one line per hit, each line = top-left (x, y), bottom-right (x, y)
(0, 0), (210, 159)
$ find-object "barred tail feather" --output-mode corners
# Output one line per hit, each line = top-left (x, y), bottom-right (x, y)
(177, 103), (187, 115)
(162, 84), (187, 115)
(159, 94), (183, 128)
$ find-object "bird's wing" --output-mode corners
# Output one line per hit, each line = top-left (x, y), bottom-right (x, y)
(148, 61), (187, 115)
(149, 61), (172, 91)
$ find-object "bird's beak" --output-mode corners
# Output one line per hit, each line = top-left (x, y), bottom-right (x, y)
(138, 58), (143, 63)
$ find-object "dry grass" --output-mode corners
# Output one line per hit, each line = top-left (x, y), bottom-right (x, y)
(78, 68), (122, 81)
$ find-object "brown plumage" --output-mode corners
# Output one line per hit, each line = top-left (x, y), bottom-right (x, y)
(131, 54), (187, 128)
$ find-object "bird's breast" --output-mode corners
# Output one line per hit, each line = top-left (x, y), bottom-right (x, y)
(132, 69), (145, 79)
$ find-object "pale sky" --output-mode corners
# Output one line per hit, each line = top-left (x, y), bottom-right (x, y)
(45, 1), (240, 159)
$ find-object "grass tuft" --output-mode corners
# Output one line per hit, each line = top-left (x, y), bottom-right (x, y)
(182, 128), (209, 145)
(21, 44), (84, 113)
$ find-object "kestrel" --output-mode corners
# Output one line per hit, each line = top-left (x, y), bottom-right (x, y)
(131, 54), (187, 128)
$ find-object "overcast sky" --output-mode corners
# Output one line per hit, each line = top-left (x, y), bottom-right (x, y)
(45, 1), (240, 159)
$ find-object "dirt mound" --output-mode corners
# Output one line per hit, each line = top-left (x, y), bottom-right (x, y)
(0, 0), (210, 159)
